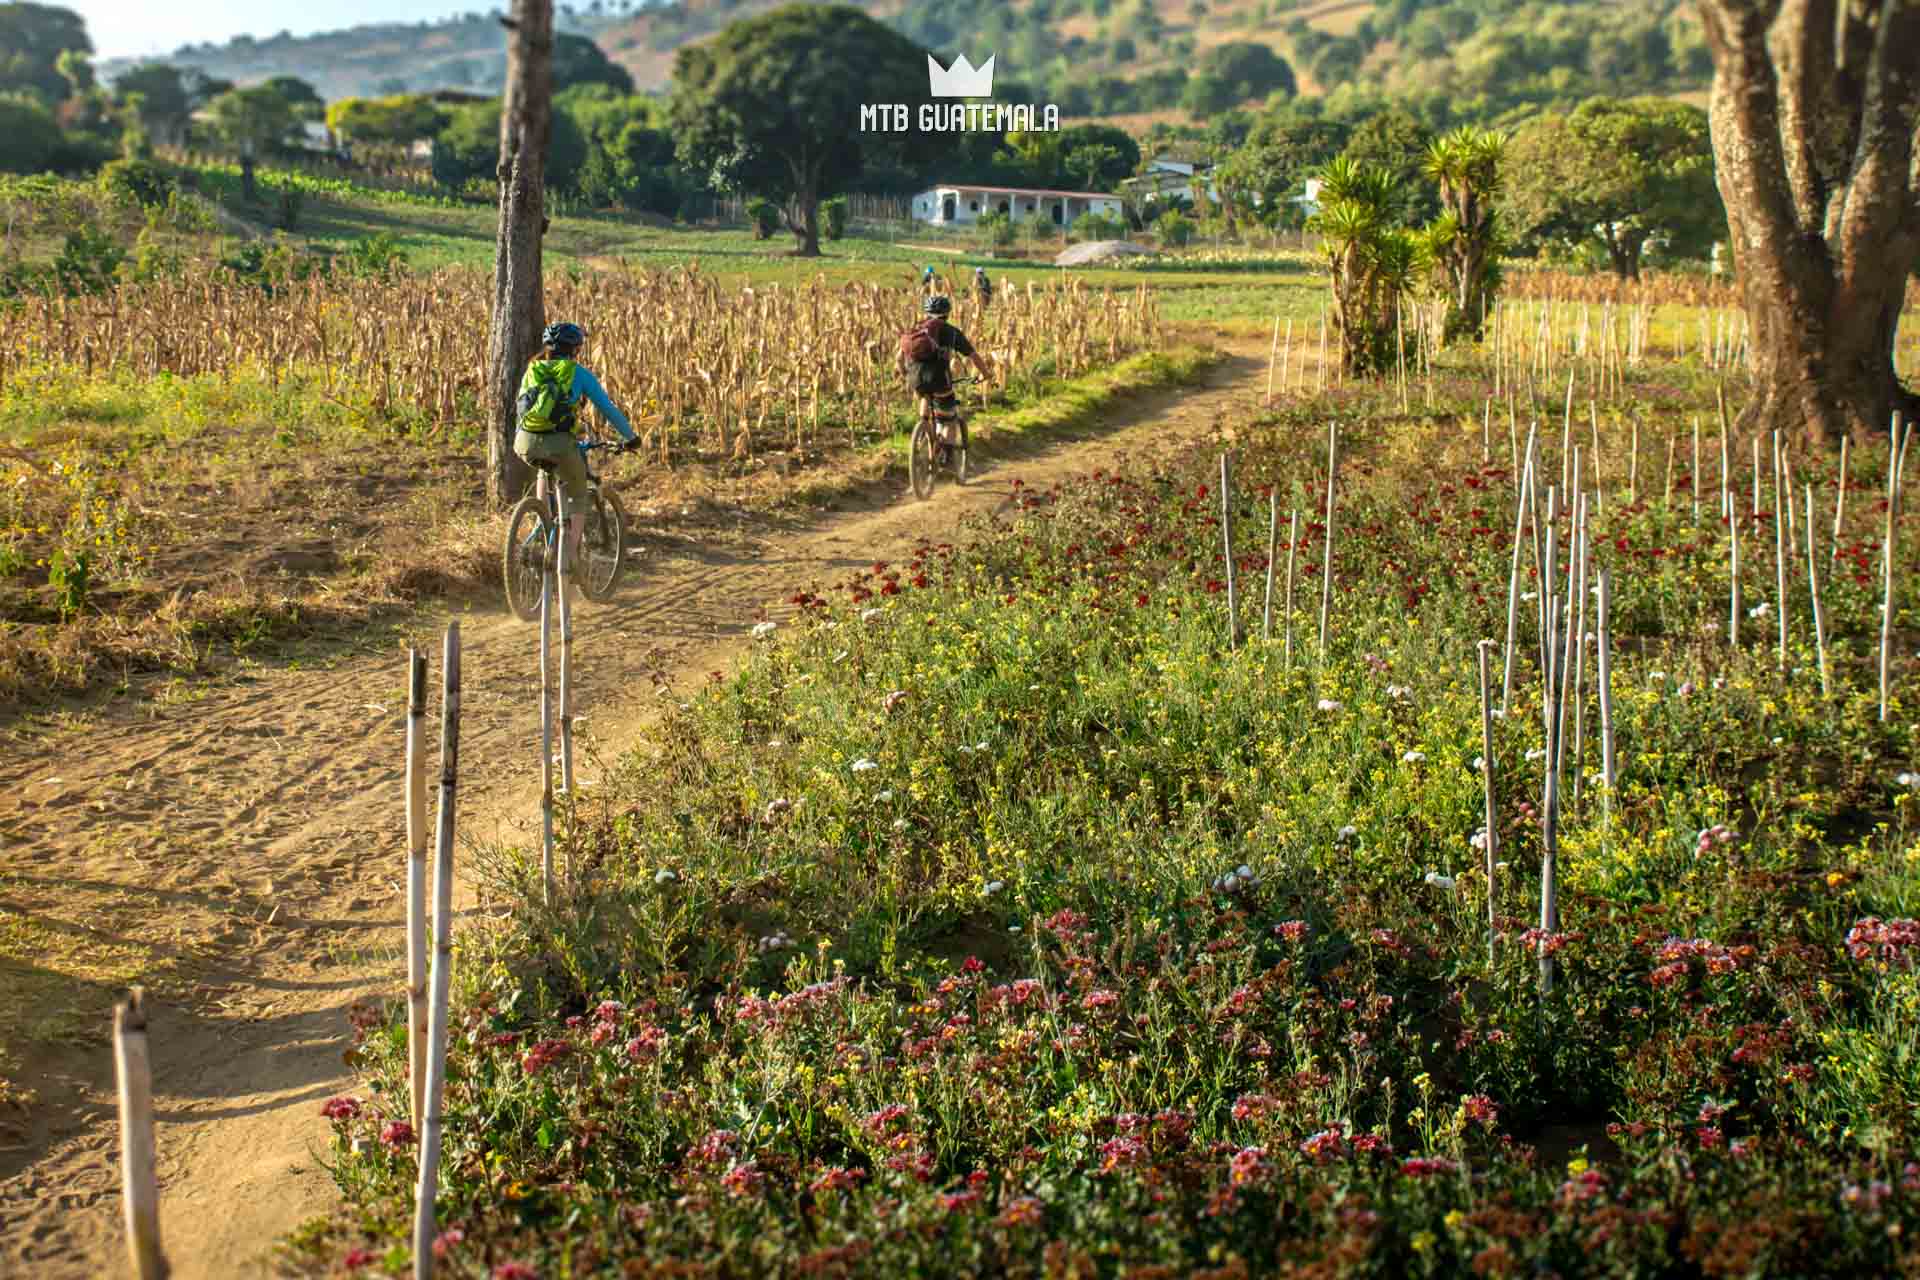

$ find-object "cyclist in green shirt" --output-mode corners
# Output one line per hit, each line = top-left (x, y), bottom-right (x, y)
(514, 321), (638, 575)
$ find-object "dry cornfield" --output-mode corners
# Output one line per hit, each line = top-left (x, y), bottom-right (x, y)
(0, 264), (1163, 461)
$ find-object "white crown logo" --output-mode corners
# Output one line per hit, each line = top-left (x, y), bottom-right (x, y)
(928, 53), (995, 98)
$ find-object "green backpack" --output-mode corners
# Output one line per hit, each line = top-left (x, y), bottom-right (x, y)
(516, 358), (578, 433)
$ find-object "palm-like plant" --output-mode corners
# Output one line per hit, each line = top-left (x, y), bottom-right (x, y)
(1423, 126), (1506, 343)
(1310, 157), (1415, 376)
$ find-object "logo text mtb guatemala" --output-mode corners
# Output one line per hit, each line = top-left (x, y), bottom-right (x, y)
(859, 54), (1062, 133)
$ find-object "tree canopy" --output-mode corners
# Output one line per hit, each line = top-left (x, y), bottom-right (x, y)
(206, 84), (298, 158)
(554, 31), (634, 94)
(326, 93), (449, 146)
(1503, 95), (1717, 279)
(670, 4), (930, 255)
(0, 2), (90, 106)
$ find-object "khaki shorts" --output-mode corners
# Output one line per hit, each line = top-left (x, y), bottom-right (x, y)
(514, 429), (590, 516)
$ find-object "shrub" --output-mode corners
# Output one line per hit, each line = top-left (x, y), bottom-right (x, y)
(1156, 209), (1195, 247)
(98, 158), (173, 209)
(745, 196), (780, 239)
(1071, 210), (1125, 242)
(977, 210), (1015, 248)
(821, 194), (848, 241)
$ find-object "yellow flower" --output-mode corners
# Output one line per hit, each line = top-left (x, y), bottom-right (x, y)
(1827, 871), (1846, 887)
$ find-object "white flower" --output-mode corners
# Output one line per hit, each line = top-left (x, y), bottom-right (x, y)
(984, 880), (1005, 895)
(1712, 677), (1726, 690)
(832, 649), (849, 662)
(654, 868), (678, 885)
(892, 817), (908, 831)
(1898, 772), (1918, 788)
(1495, 861), (1510, 872)
(1472, 755), (1486, 771)
(975, 740), (989, 751)
(875, 789), (894, 802)
(1769, 737), (1783, 747)
(752, 621), (777, 638)
(1748, 601), (1770, 619)
(1028, 684), (1043, 691)
(1317, 698), (1342, 712)
(1525, 747), (1547, 762)
(851, 758), (879, 773)
(1491, 708), (1506, 720)
(1403, 750), (1426, 764)
(1385, 684), (1410, 699)
(1521, 591), (1537, 602)
(1424, 871), (1458, 890)
(861, 608), (883, 623)
(1469, 829), (1488, 850)
(1650, 670), (1667, 682)
(1335, 825), (1358, 842)
(764, 798), (792, 821)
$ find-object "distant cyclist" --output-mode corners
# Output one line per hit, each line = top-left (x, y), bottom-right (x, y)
(922, 264), (937, 292)
(974, 265), (993, 307)
(513, 321), (638, 575)
(898, 295), (994, 463)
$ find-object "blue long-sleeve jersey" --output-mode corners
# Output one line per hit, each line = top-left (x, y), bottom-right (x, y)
(567, 365), (636, 442)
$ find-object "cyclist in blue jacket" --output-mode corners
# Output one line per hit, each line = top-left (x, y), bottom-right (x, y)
(514, 321), (638, 575)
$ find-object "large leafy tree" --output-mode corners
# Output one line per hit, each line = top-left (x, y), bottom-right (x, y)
(207, 84), (297, 199)
(0, 93), (61, 173)
(0, 2), (89, 106)
(327, 94), (450, 147)
(1504, 96), (1718, 280)
(1695, 0), (1919, 446)
(1195, 41), (1296, 103)
(111, 64), (192, 148)
(432, 98), (587, 192)
(554, 31), (634, 93)
(261, 76), (326, 123)
(670, 3), (930, 256)
(1338, 105), (1439, 224)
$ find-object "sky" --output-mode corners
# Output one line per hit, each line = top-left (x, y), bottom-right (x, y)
(74, 1), (479, 62)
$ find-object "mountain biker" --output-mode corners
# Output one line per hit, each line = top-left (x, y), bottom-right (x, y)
(974, 266), (993, 306)
(514, 321), (638, 576)
(922, 264), (937, 292)
(900, 294), (994, 464)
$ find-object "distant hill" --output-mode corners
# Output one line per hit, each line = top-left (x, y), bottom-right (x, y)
(96, 8), (627, 102)
(98, 0), (1710, 122)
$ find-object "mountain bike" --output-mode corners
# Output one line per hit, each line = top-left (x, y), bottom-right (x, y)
(502, 438), (629, 622)
(909, 375), (978, 500)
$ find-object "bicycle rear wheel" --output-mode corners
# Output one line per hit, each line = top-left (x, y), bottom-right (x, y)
(502, 496), (551, 622)
(909, 420), (935, 500)
(578, 487), (626, 601)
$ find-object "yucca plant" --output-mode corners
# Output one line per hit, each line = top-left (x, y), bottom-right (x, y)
(1423, 125), (1506, 344)
(1309, 157), (1416, 377)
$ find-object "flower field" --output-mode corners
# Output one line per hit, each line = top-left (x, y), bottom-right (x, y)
(288, 356), (1920, 1278)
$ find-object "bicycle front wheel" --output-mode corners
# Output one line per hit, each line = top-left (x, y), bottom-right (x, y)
(951, 418), (969, 486)
(578, 487), (626, 601)
(502, 496), (551, 622)
(909, 421), (935, 500)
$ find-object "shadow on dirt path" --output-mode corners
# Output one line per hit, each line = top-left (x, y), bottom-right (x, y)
(0, 334), (1275, 1277)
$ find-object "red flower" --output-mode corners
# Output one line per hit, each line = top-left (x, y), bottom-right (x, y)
(321, 1096), (362, 1121)
(342, 1248), (377, 1271)
(379, 1121), (416, 1151)
(432, 1228), (465, 1258)
(493, 1265), (539, 1280)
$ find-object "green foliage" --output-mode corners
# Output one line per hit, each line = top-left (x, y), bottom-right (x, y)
(1339, 106), (1440, 225)
(110, 63), (191, 144)
(260, 76), (325, 121)
(1504, 95), (1719, 279)
(1196, 40), (1296, 103)
(46, 546), (88, 619)
(744, 195), (779, 240)
(0, 92), (61, 174)
(325, 93), (447, 146)
(0, 1), (91, 106)
(206, 84), (297, 159)
(977, 210), (1015, 248)
(50, 222), (123, 293)
(1071, 209), (1124, 242)
(1309, 156), (1421, 376)
(554, 31), (635, 94)
(429, 99), (588, 195)
(820, 194), (848, 241)
(1420, 125), (1505, 342)
(1155, 207), (1194, 247)
(670, 3), (931, 253)
(96, 156), (170, 207)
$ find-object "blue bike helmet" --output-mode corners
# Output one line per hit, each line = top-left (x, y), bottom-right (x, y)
(541, 321), (585, 352)
(923, 294), (951, 316)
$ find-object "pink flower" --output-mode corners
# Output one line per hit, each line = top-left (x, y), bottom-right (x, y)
(1846, 917), (1920, 968)
(1098, 1135), (1148, 1172)
(321, 1096), (362, 1121)
(432, 1228), (465, 1258)
(625, 1025), (665, 1062)
(721, 1161), (765, 1198)
(864, 1104), (909, 1136)
(689, 1130), (738, 1165)
(1300, 1128), (1347, 1164)
(1273, 921), (1308, 943)
(1400, 1156), (1459, 1178)
(1082, 989), (1119, 1011)
(1228, 1146), (1270, 1187)
(342, 1247), (377, 1271)
(997, 1196), (1044, 1228)
(941, 1188), (982, 1213)
(520, 1039), (571, 1076)
(494, 1264), (539, 1280)
(809, 1166), (865, 1194)
(379, 1121), (416, 1151)
(1460, 1094), (1499, 1128)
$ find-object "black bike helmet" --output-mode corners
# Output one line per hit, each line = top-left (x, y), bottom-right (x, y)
(541, 321), (586, 352)
(923, 294), (951, 317)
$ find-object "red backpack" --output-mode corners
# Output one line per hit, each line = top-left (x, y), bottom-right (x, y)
(898, 317), (943, 366)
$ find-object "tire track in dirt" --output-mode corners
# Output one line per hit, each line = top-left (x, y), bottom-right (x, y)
(0, 336), (1272, 1277)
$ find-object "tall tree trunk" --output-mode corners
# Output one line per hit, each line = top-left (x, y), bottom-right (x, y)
(486, 0), (555, 507)
(1697, 0), (1920, 449)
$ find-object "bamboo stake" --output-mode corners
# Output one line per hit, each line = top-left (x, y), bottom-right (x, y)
(1282, 317), (1294, 397)
(1729, 502), (1742, 648)
(1568, 493), (1590, 809)
(405, 650), (429, 1127)
(1597, 565), (1617, 828)
(413, 623), (460, 1280)
(538, 476), (556, 906)
(1590, 400), (1604, 512)
(1476, 639), (1499, 968)
(1664, 435), (1676, 509)
(115, 989), (168, 1280)
(1692, 416), (1701, 524)
(1880, 416), (1900, 722)
(1501, 432), (1537, 716)
(1751, 435), (1762, 520)
(1319, 424), (1337, 657)
(1317, 307), (1327, 393)
(1483, 396), (1492, 466)
(1807, 483), (1831, 699)
(1561, 368), (1574, 494)
(558, 502), (575, 807)
(1833, 435), (1851, 565)
(1262, 491), (1278, 643)
(1264, 313), (1280, 404)
(1284, 508), (1300, 668)
(1221, 453), (1239, 651)
(1774, 431), (1788, 669)
(1540, 583), (1563, 996)
(1717, 384), (1732, 519)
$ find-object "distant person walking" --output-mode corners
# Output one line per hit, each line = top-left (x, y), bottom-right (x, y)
(974, 266), (993, 307)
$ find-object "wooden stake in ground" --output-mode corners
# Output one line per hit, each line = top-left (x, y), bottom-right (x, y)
(1483, 396), (1492, 466)
(1596, 564), (1617, 828)
(1261, 491), (1278, 643)
(539, 476), (556, 906)
(1539, 585), (1563, 996)
(414, 623), (461, 1280)
(1881, 417), (1901, 723)
(1717, 385), (1732, 519)
(1692, 416), (1701, 524)
(1283, 508), (1300, 668)
(1220, 453), (1240, 651)
(115, 988), (168, 1280)
(405, 650), (429, 1127)
(1833, 434), (1851, 565)
(1501, 432), (1537, 716)
(558, 504), (576, 807)
(1751, 434), (1762, 520)
(1264, 313), (1280, 405)
(1807, 483), (1831, 698)
(1773, 430), (1788, 669)
(1319, 424), (1337, 657)
(1729, 503), (1742, 648)
(1629, 417), (1640, 504)
(1476, 639), (1500, 968)
(1567, 493), (1590, 809)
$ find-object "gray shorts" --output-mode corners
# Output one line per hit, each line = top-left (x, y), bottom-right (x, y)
(513, 429), (589, 516)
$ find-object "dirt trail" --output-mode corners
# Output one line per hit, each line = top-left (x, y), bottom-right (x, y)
(0, 337), (1270, 1277)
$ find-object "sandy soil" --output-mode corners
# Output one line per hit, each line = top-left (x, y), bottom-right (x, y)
(0, 337), (1272, 1277)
